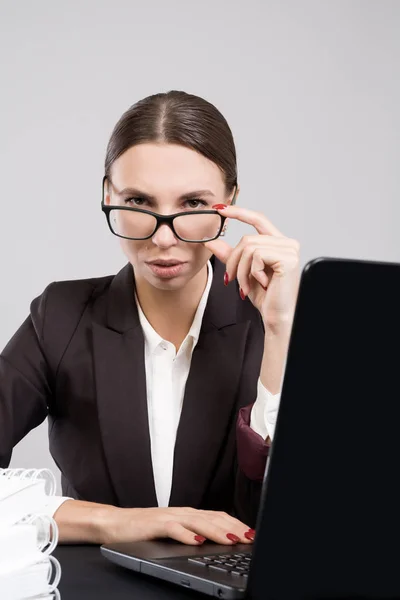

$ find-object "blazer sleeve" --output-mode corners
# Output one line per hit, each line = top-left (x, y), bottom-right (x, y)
(0, 286), (53, 467)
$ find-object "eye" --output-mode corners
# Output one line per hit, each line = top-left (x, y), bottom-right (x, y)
(184, 199), (208, 209)
(124, 197), (147, 207)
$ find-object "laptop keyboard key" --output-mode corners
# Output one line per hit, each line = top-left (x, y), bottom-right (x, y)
(187, 552), (251, 579)
(188, 558), (208, 566)
(209, 565), (230, 573)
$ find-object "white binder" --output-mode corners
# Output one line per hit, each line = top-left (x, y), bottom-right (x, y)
(0, 469), (62, 600)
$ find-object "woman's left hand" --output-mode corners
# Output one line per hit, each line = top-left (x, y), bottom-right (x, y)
(204, 205), (301, 332)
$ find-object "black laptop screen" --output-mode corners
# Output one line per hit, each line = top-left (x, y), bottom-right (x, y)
(248, 258), (400, 600)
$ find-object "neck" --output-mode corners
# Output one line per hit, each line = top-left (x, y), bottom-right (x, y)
(135, 263), (209, 348)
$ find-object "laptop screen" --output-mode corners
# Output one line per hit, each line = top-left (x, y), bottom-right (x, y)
(247, 258), (400, 600)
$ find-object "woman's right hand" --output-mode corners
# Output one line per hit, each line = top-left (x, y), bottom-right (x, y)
(103, 505), (255, 546)
(54, 500), (255, 545)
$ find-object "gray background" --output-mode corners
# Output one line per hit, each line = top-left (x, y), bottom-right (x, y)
(0, 0), (399, 493)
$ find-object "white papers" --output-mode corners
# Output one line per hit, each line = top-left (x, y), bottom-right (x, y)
(0, 479), (47, 527)
(0, 469), (62, 599)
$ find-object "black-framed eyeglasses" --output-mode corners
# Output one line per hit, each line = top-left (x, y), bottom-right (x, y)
(101, 176), (230, 243)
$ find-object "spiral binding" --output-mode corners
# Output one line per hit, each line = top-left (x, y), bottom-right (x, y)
(17, 513), (59, 556)
(0, 468), (56, 497)
(45, 555), (62, 592)
(30, 591), (60, 600)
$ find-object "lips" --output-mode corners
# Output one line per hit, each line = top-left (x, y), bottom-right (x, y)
(147, 260), (184, 266)
(146, 260), (187, 279)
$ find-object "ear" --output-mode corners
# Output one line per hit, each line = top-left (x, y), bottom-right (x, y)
(228, 183), (240, 206)
(103, 175), (111, 206)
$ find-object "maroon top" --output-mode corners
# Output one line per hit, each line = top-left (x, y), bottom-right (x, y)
(237, 404), (270, 482)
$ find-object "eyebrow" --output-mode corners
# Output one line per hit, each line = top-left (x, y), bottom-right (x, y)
(110, 183), (216, 200)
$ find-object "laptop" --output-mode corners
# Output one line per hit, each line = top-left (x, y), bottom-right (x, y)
(101, 257), (400, 599)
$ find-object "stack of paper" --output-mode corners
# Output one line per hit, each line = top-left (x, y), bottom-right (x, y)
(0, 469), (61, 599)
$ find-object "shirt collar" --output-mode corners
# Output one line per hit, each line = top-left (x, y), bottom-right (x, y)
(136, 260), (214, 355)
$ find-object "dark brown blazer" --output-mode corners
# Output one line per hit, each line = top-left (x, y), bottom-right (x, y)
(0, 257), (269, 527)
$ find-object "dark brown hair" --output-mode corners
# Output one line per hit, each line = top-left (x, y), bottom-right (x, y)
(104, 90), (237, 195)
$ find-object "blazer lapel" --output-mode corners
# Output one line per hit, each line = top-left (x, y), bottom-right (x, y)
(93, 264), (157, 508)
(169, 258), (251, 508)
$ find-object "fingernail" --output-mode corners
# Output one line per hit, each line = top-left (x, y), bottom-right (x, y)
(226, 533), (240, 543)
(224, 272), (229, 286)
(194, 535), (206, 543)
(247, 529), (255, 535)
(212, 204), (227, 210)
(244, 531), (255, 541)
(239, 288), (246, 301)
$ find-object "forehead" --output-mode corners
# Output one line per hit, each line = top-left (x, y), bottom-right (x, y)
(110, 143), (225, 194)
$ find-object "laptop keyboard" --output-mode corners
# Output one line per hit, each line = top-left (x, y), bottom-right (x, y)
(188, 552), (251, 579)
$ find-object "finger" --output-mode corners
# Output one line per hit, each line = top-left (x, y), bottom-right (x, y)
(251, 247), (300, 278)
(251, 251), (270, 289)
(175, 508), (254, 543)
(209, 513), (254, 544)
(215, 205), (284, 237)
(209, 511), (252, 533)
(197, 510), (254, 543)
(180, 516), (252, 546)
(233, 245), (298, 284)
(236, 246), (255, 296)
(164, 521), (207, 546)
(203, 238), (234, 265)
(225, 236), (286, 283)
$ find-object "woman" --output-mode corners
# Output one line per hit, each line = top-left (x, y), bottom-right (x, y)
(0, 91), (300, 546)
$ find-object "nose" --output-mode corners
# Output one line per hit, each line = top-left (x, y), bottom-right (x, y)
(151, 223), (178, 249)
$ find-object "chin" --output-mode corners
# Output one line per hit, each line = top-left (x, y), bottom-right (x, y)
(146, 272), (188, 291)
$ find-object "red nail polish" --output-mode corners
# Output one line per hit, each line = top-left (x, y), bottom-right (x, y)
(224, 272), (229, 286)
(226, 533), (240, 543)
(239, 288), (246, 301)
(212, 204), (227, 210)
(194, 535), (206, 543)
(244, 531), (255, 541)
(247, 529), (255, 535)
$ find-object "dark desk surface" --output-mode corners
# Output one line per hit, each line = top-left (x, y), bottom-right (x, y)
(54, 545), (205, 600)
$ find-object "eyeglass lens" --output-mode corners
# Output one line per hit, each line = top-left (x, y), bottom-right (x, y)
(108, 210), (222, 242)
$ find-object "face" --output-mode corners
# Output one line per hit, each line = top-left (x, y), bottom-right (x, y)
(104, 143), (236, 291)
